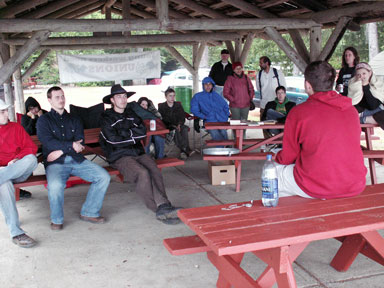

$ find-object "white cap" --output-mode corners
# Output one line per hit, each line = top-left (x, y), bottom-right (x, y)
(0, 99), (11, 110)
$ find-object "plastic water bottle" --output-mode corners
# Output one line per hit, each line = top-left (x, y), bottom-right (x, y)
(261, 154), (279, 207)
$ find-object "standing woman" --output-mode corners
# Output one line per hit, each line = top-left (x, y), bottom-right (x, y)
(223, 62), (254, 122)
(348, 62), (384, 129)
(336, 47), (360, 96)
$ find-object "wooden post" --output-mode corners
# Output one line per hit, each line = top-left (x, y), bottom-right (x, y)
(166, 46), (194, 75)
(310, 26), (321, 62)
(234, 38), (242, 62)
(288, 30), (310, 64)
(122, 0), (131, 36)
(240, 33), (254, 65)
(225, 41), (235, 63)
(0, 43), (15, 121)
(318, 17), (351, 61)
(22, 49), (51, 82)
(265, 27), (307, 73)
(10, 46), (24, 115)
(0, 30), (50, 85)
(156, 0), (169, 27)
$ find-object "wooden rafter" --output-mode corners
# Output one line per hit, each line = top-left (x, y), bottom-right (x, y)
(44, 0), (101, 19)
(22, 0), (81, 19)
(170, 0), (225, 19)
(0, 0), (49, 18)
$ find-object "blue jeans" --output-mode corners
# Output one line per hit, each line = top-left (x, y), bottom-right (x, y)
(46, 156), (110, 224)
(266, 109), (285, 135)
(0, 154), (37, 237)
(145, 135), (165, 159)
(208, 129), (228, 141)
(360, 106), (383, 123)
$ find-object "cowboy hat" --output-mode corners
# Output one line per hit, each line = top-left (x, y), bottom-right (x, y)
(103, 84), (136, 104)
(0, 99), (11, 110)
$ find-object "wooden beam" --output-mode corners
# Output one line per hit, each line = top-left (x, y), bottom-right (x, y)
(234, 38), (241, 62)
(39, 42), (199, 50)
(156, 0), (169, 26)
(166, 46), (194, 75)
(44, 0), (101, 19)
(0, 18), (320, 33)
(310, 26), (321, 62)
(74, 7), (101, 19)
(22, 49), (51, 81)
(240, 32), (254, 65)
(225, 41), (235, 63)
(318, 17), (351, 62)
(259, 0), (287, 9)
(22, 0), (81, 19)
(4, 32), (239, 46)
(169, 0), (225, 19)
(135, 0), (187, 19)
(193, 42), (206, 69)
(10, 46), (24, 114)
(289, 29), (309, 64)
(265, 26), (307, 72)
(221, 0), (274, 18)
(0, 30), (50, 85)
(0, 43), (14, 121)
(0, 0), (49, 18)
(102, 0), (117, 14)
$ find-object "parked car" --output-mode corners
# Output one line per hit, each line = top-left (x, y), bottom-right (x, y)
(160, 68), (210, 92)
(253, 76), (308, 107)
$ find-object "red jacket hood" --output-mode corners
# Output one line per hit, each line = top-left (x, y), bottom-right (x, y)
(309, 90), (352, 111)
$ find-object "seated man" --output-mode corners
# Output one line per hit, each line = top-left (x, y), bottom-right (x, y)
(158, 88), (192, 160)
(19, 97), (47, 199)
(0, 99), (38, 247)
(99, 84), (180, 225)
(275, 61), (367, 199)
(190, 77), (230, 141)
(261, 85), (295, 135)
(36, 86), (110, 230)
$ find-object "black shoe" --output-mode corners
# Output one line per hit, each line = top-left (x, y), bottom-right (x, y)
(19, 189), (32, 200)
(157, 217), (181, 225)
(156, 203), (183, 220)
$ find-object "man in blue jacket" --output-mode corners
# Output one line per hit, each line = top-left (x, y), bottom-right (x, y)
(190, 77), (230, 141)
(37, 86), (110, 231)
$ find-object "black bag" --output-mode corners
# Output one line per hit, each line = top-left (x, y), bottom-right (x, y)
(249, 100), (256, 111)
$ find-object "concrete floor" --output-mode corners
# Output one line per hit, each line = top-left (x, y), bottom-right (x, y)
(1, 128), (384, 288)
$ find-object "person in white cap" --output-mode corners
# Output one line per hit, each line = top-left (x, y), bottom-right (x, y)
(0, 99), (38, 247)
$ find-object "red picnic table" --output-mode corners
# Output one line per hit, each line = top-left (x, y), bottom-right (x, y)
(165, 183), (384, 288)
(204, 122), (383, 192)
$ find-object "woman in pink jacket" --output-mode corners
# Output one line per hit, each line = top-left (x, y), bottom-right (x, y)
(223, 62), (254, 121)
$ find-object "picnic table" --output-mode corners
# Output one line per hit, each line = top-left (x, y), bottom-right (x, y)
(164, 183), (384, 288)
(204, 122), (383, 192)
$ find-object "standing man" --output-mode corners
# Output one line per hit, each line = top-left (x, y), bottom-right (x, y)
(0, 99), (38, 247)
(256, 56), (286, 121)
(37, 86), (110, 230)
(274, 61), (366, 199)
(209, 49), (233, 98)
(99, 84), (180, 225)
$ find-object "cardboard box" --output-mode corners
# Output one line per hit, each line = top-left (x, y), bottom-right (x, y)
(208, 160), (235, 186)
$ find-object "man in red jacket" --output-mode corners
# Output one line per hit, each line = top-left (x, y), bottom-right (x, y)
(0, 99), (38, 247)
(275, 61), (367, 199)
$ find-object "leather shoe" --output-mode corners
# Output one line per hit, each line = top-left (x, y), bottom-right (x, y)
(50, 223), (63, 231)
(80, 215), (105, 224)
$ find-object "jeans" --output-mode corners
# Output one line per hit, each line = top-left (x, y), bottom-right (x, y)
(266, 109), (285, 135)
(46, 156), (110, 224)
(360, 106), (384, 123)
(174, 125), (191, 154)
(0, 154), (37, 237)
(208, 129), (228, 141)
(145, 135), (165, 159)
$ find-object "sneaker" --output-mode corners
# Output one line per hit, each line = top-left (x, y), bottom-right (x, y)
(19, 189), (32, 200)
(180, 152), (188, 160)
(156, 203), (183, 220)
(12, 234), (36, 248)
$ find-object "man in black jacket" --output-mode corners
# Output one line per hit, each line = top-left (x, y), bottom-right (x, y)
(158, 87), (191, 160)
(99, 84), (180, 225)
(209, 49), (233, 98)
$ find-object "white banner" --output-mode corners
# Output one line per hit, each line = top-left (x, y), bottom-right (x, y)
(58, 51), (161, 83)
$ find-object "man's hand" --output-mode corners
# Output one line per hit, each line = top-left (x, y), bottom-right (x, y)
(7, 158), (19, 166)
(73, 140), (85, 153)
(27, 111), (36, 119)
(47, 150), (64, 162)
(37, 110), (43, 117)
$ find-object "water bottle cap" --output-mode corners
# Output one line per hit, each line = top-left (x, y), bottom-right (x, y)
(266, 154), (272, 160)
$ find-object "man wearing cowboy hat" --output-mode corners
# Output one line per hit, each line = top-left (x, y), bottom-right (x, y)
(0, 99), (38, 247)
(36, 86), (111, 231)
(99, 84), (181, 225)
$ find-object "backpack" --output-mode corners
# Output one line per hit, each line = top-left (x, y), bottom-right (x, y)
(258, 68), (280, 100)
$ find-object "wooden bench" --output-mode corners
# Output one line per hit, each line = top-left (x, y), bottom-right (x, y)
(164, 184), (384, 287)
(203, 152), (273, 161)
(14, 157), (184, 201)
(205, 138), (282, 147)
